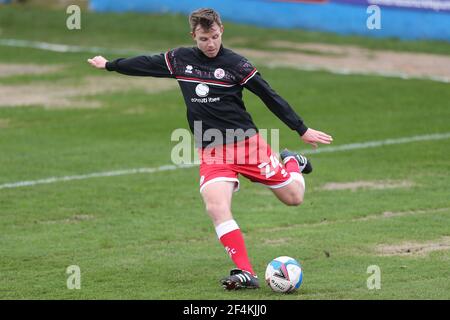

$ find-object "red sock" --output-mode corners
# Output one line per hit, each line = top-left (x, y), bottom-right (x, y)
(284, 157), (300, 173)
(216, 220), (255, 275)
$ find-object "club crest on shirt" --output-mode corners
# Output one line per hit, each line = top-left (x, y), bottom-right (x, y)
(195, 83), (209, 97)
(214, 68), (225, 79)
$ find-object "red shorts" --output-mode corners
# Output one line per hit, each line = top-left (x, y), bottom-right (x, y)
(198, 134), (293, 193)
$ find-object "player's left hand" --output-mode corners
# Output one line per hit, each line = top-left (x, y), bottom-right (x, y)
(301, 128), (333, 148)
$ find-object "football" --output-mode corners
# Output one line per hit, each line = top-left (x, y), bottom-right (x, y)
(265, 256), (303, 293)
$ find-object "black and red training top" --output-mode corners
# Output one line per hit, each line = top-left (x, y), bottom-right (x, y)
(106, 45), (308, 147)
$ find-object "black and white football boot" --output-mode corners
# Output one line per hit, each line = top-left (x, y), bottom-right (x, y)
(280, 149), (313, 174)
(220, 268), (260, 290)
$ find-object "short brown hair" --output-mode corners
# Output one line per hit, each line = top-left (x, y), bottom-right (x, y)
(189, 8), (222, 33)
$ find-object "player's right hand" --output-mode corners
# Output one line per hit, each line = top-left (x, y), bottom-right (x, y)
(87, 56), (108, 69)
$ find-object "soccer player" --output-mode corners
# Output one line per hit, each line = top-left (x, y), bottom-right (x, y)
(88, 8), (333, 290)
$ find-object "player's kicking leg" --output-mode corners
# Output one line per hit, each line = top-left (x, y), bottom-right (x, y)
(270, 149), (312, 206)
(200, 181), (260, 290)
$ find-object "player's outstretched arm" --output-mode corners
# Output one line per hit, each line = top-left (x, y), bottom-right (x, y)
(301, 128), (333, 149)
(87, 53), (172, 78)
(87, 56), (108, 69)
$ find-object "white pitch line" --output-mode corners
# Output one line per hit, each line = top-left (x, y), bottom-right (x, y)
(2, 38), (450, 83)
(265, 62), (450, 84)
(0, 164), (196, 190)
(301, 132), (450, 155)
(1, 132), (449, 190)
(0, 38), (150, 55)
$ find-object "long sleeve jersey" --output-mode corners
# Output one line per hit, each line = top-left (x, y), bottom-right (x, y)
(105, 45), (308, 148)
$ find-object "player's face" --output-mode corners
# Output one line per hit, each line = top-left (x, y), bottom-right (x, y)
(192, 23), (224, 58)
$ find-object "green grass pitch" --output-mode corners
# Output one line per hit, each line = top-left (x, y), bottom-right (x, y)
(0, 6), (449, 299)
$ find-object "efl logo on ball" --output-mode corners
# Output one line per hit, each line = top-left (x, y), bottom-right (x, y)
(265, 256), (303, 293)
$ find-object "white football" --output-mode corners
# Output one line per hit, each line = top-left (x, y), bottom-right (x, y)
(265, 256), (303, 293)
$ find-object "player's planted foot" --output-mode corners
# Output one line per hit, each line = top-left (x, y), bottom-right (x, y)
(280, 149), (313, 174)
(221, 268), (260, 290)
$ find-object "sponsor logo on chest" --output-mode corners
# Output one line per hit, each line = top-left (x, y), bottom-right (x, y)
(195, 83), (209, 97)
(192, 83), (221, 103)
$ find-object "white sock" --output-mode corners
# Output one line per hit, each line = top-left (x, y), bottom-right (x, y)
(215, 219), (239, 239)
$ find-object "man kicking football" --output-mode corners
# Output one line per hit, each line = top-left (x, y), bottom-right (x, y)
(88, 8), (333, 290)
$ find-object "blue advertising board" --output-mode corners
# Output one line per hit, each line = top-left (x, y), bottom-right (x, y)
(89, 0), (450, 41)
(332, 0), (450, 12)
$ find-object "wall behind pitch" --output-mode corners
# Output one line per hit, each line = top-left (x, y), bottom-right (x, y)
(89, 0), (450, 41)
